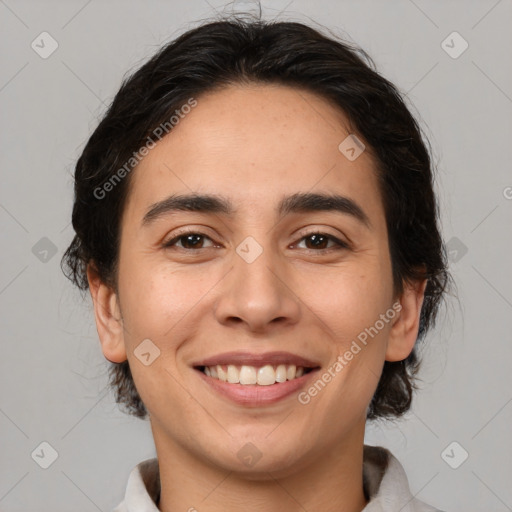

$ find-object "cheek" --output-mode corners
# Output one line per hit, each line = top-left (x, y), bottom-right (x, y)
(118, 255), (204, 341)
(117, 263), (201, 414)
(313, 264), (393, 340)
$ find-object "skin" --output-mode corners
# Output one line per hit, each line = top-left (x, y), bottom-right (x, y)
(87, 83), (426, 512)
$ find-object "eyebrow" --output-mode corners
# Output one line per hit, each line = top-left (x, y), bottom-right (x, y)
(141, 192), (371, 228)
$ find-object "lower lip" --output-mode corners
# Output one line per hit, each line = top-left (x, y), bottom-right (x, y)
(195, 368), (319, 406)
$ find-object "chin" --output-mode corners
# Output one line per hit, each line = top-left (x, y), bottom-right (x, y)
(204, 435), (312, 479)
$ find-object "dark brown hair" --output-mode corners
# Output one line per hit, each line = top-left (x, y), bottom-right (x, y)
(61, 17), (449, 420)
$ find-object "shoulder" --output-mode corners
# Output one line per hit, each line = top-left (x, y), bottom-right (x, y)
(112, 457), (160, 512)
(362, 445), (446, 512)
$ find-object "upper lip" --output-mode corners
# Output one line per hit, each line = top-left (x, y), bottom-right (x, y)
(192, 351), (321, 368)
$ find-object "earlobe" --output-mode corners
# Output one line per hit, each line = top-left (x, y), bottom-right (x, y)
(385, 278), (428, 362)
(86, 264), (127, 363)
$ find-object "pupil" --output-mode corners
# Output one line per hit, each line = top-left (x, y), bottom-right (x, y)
(308, 234), (326, 249)
(185, 234), (202, 248)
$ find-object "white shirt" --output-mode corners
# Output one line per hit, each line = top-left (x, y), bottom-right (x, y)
(113, 444), (444, 512)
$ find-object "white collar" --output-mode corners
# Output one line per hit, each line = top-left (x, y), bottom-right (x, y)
(113, 445), (443, 512)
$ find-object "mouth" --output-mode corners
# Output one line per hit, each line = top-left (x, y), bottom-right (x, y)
(195, 364), (316, 386)
(191, 351), (321, 406)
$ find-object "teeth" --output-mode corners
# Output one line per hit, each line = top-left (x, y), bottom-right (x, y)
(240, 365), (257, 385)
(227, 364), (239, 384)
(217, 365), (227, 382)
(257, 365), (275, 386)
(275, 364), (287, 382)
(202, 364), (309, 385)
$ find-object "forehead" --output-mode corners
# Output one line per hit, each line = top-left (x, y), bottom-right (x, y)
(123, 83), (382, 223)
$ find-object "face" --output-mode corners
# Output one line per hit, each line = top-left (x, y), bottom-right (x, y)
(90, 83), (424, 478)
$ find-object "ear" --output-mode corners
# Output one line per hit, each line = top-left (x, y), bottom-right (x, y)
(386, 278), (428, 362)
(87, 264), (127, 363)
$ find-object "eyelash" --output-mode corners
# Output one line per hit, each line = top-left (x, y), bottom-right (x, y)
(162, 229), (350, 254)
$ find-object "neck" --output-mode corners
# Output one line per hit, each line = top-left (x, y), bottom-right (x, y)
(152, 423), (369, 512)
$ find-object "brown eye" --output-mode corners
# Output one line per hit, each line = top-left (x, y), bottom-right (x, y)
(163, 232), (215, 250)
(293, 232), (349, 252)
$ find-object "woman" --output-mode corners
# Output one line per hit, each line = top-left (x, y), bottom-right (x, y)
(62, 16), (449, 512)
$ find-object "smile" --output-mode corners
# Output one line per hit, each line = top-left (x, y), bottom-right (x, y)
(199, 364), (314, 386)
(192, 351), (321, 406)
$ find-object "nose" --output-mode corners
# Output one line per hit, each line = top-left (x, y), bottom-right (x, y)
(213, 239), (301, 334)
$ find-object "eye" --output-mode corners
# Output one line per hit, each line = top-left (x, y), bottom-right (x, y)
(162, 230), (349, 253)
(163, 230), (216, 250)
(292, 231), (349, 252)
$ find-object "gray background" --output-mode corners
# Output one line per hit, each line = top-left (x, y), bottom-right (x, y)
(1, 0), (511, 511)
